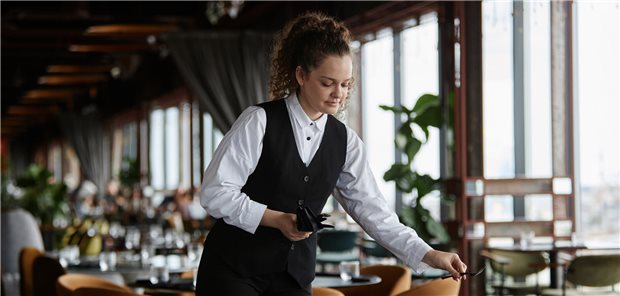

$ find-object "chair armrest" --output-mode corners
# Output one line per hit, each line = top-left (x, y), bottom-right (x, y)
(480, 250), (511, 265)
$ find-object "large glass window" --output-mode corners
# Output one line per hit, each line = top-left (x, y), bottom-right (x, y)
(149, 110), (165, 190)
(482, 1), (515, 179)
(362, 30), (395, 209)
(524, 1), (552, 178)
(401, 13), (441, 220)
(575, 1), (619, 246)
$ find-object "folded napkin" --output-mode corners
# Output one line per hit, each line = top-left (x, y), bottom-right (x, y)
(296, 206), (333, 232)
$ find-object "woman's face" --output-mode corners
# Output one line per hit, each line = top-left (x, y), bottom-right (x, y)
(296, 54), (353, 120)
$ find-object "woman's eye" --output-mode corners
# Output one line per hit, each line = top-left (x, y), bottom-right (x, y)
(321, 82), (332, 87)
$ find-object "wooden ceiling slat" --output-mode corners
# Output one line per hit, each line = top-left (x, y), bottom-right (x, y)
(23, 88), (84, 99)
(38, 74), (107, 85)
(47, 64), (114, 73)
(68, 43), (155, 52)
(7, 105), (60, 115)
(84, 24), (179, 36)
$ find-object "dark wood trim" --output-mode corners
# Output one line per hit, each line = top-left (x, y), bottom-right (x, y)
(345, 1), (439, 39)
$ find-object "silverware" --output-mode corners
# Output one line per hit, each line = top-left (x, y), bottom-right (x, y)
(441, 267), (485, 279)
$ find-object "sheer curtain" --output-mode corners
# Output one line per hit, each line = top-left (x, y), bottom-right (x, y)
(58, 113), (109, 198)
(165, 31), (273, 133)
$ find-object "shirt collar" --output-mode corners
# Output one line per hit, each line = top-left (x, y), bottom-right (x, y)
(286, 93), (327, 132)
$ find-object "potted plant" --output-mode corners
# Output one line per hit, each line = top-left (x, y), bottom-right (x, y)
(380, 93), (453, 245)
(15, 164), (69, 226)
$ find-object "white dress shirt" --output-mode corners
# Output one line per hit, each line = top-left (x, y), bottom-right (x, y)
(200, 93), (432, 272)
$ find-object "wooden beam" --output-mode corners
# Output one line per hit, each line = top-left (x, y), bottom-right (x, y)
(47, 64), (114, 73)
(68, 43), (155, 52)
(84, 24), (179, 36)
(38, 74), (107, 85)
(6, 105), (60, 116)
(23, 88), (84, 99)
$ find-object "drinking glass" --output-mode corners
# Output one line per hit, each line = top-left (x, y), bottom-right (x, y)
(339, 261), (360, 281)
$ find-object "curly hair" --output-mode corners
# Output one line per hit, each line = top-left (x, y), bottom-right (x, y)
(269, 12), (353, 101)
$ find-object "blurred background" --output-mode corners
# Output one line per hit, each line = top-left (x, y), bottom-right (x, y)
(1, 1), (618, 296)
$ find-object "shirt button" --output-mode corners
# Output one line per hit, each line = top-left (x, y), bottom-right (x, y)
(306, 137), (311, 141)
(291, 244), (295, 250)
(303, 176), (310, 182)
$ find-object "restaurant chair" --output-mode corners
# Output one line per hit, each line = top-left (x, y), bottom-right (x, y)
(394, 278), (461, 296)
(316, 230), (360, 272)
(541, 254), (620, 296)
(56, 274), (133, 296)
(73, 287), (146, 296)
(32, 255), (66, 296)
(312, 287), (345, 296)
(1, 209), (45, 295)
(481, 249), (549, 295)
(19, 247), (43, 296)
(335, 264), (411, 296)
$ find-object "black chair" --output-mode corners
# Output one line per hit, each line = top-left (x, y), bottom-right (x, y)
(316, 230), (359, 272)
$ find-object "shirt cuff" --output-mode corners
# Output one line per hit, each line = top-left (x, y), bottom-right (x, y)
(243, 200), (268, 234)
(408, 242), (433, 274)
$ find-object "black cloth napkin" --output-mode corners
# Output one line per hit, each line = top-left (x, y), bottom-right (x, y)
(296, 206), (334, 232)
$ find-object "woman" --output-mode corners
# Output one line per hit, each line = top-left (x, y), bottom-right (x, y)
(196, 12), (467, 296)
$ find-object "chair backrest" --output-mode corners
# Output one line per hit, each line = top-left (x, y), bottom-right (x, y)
(566, 254), (620, 288)
(335, 264), (412, 296)
(487, 250), (548, 277)
(395, 278), (461, 296)
(32, 256), (66, 296)
(312, 287), (345, 296)
(73, 287), (145, 296)
(1, 209), (45, 274)
(317, 230), (358, 252)
(56, 274), (132, 296)
(19, 247), (44, 296)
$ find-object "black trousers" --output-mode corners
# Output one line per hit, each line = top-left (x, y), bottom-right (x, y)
(195, 252), (311, 296)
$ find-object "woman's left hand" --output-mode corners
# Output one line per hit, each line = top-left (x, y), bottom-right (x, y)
(422, 250), (467, 280)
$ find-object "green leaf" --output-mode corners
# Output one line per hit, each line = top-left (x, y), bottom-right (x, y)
(412, 94), (439, 115)
(414, 173), (437, 199)
(425, 216), (451, 244)
(379, 105), (404, 114)
(383, 164), (409, 182)
(404, 138), (422, 164)
(395, 124), (413, 150)
(414, 105), (442, 129)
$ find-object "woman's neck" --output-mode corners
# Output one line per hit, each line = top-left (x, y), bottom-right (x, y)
(296, 92), (323, 121)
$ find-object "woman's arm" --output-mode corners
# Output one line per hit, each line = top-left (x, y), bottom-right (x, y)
(199, 106), (268, 234)
(334, 127), (466, 277)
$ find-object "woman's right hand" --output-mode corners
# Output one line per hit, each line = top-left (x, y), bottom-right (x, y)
(260, 209), (312, 241)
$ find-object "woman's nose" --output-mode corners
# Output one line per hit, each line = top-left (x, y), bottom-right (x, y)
(331, 85), (343, 98)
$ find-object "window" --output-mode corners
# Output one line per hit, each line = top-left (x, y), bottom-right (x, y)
(202, 112), (223, 174)
(401, 12), (441, 220)
(149, 107), (180, 191)
(574, 1), (620, 246)
(482, 1), (515, 179)
(149, 109), (165, 190)
(361, 29), (395, 209)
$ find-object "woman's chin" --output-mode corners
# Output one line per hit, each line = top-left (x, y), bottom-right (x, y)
(322, 106), (340, 115)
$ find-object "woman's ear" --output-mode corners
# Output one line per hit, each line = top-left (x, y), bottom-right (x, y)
(295, 66), (305, 87)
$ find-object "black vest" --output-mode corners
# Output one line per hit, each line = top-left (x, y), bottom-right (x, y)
(202, 99), (347, 286)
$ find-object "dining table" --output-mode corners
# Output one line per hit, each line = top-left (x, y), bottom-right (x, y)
(487, 241), (587, 288)
(131, 272), (382, 292)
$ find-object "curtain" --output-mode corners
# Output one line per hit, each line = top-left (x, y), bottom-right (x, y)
(58, 113), (109, 198)
(165, 31), (273, 133)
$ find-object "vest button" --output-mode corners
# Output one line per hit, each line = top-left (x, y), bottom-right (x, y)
(291, 244), (295, 250)
(304, 176), (310, 182)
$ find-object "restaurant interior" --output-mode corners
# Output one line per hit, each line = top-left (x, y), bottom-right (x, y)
(1, 1), (619, 296)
